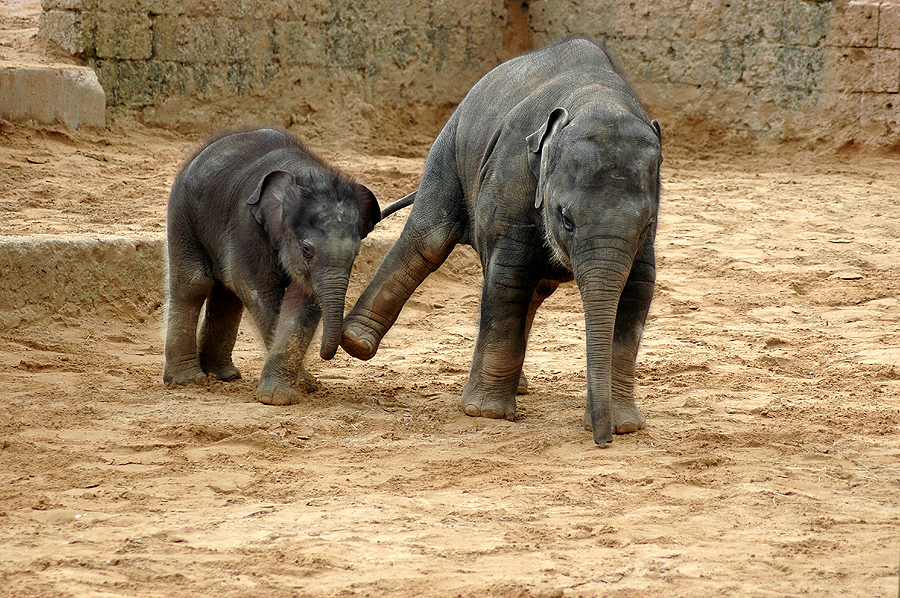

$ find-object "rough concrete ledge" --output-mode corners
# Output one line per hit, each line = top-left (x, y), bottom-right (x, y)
(0, 64), (106, 128)
(0, 234), (480, 329)
(0, 236), (164, 328)
(0, 234), (481, 328)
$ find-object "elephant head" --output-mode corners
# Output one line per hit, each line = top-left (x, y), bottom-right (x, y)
(248, 168), (381, 360)
(527, 106), (662, 445)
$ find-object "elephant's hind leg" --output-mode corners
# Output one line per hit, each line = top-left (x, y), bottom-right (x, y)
(164, 271), (212, 386)
(198, 281), (243, 382)
(516, 280), (560, 396)
(460, 243), (550, 420)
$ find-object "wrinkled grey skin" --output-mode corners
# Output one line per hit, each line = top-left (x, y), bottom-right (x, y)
(164, 128), (381, 405)
(342, 39), (661, 446)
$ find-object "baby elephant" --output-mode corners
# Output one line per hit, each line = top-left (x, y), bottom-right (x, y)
(164, 127), (381, 405)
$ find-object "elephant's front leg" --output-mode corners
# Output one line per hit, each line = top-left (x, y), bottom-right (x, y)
(461, 244), (537, 420)
(584, 236), (655, 434)
(342, 188), (464, 360)
(256, 282), (321, 405)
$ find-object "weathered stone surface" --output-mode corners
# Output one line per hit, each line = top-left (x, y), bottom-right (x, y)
(273, 20), (325, 65)
(40, 0), (87, 10)
(38, 9), (93, 56)
(766, 0), (833, 47)
(82, 0), (503, 114)
(0, 65), (106, 128)
(278, 0), (336, 23)
(743, 43), (826, 92)
(527, 0), (900, 147)
(879, 3), (900, 49)
(860, 92), (900, 139)
(828, 0), (880, 48)
(95, 12), (152, 59)
(152, 16), (272, 64)
(831, 47), (900, 93)
(677, 0), (764, 44)
(93, 58), (279, 107)
(0, 237), (164, 325)
(93, 0), (185, 14)
(31, 0), (900, 148)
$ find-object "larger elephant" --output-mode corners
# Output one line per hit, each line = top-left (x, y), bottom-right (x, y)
(342, 38), (662, 446)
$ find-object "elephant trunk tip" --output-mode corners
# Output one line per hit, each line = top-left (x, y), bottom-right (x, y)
(590, 409), (613, 447)
(314, 273), (351, 362)
(320, 339), (339, 361)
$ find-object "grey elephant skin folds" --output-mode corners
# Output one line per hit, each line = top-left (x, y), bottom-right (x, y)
(163, 127), (381, 406)
(341, 38), (662, 447)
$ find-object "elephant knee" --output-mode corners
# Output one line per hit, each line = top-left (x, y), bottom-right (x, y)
(631, 258), (656, 280)
(624, 262), (655, 303)
(412, 228), (456, 273)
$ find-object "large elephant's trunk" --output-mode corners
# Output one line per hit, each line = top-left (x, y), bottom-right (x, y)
(573, 238), (634, 447)
(315, 269), (351, 360)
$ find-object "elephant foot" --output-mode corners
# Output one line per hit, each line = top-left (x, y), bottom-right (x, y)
(341, 316), (384, 361)
(460, 391), (516, 421)
(516, 373), (529, 395)
(164, 366), (209, 387)
(203, 362), (242, 382)
(582, 404), (645, 435)
(256, 369), (318, 406)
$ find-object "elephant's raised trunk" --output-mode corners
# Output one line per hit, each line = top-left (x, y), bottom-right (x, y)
(315, 269), (351, 360)
(573, 238), (634, 447)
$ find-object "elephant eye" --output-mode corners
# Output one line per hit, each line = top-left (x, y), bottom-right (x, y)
(560, 207), (575, 231)
(301, 242), (315, 260)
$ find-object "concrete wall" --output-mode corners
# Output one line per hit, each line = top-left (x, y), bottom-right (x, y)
(38, 0), (900, 148)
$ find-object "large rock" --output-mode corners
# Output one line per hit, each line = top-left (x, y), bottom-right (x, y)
(0, 64), (106, 128)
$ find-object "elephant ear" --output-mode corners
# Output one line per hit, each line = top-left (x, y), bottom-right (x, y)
(526, 107), (569, 209)
(352, 183), (381, 240)
(247, 170), (295, 247)
(650, 119), (664, 164)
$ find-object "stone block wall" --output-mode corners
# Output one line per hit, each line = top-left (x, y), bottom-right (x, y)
(37, 0), (525, 135)
(529, 0), (900, 148)
(38, 0), (900, 148)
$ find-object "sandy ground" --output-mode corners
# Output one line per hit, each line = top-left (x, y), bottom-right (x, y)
(2, 3), (900, 598)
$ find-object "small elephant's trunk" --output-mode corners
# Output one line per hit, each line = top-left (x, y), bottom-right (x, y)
(315, 270), (351, 360)
(573, 240), (634, 447)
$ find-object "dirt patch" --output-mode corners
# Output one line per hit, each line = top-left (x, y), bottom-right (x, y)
(1, 4), (899, 598)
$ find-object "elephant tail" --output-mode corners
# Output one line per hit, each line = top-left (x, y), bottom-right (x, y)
(380, 191), (416, 219)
